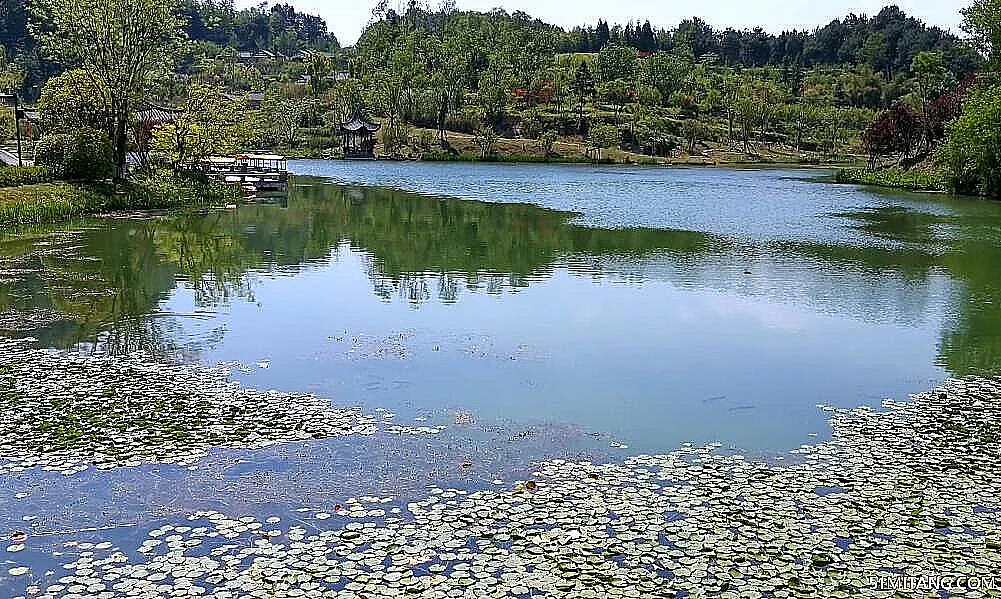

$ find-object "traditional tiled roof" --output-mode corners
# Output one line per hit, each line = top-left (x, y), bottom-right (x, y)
(133, 103), (182, 125)
(340, 114), (381, 132)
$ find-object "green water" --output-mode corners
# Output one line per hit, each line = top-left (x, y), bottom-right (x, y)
(2, 162), (1001, 453)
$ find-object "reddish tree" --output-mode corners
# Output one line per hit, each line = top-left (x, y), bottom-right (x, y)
(861, 101), (921, 169)
(927, 73), (978, 141)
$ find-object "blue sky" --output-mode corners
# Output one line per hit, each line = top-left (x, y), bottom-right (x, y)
(258, 0), (968, 46)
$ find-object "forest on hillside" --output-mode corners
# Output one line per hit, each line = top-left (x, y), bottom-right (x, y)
(0, 0), (998, 195)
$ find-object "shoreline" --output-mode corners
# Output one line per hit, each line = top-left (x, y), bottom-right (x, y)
(1, 161), (857, 229)
(1, 335), (999, 597)
(0, 172), (241, 229)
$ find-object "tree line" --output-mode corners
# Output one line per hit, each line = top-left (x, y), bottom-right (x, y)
(559, 7), (978, 78)
(858, 0), (1001, 197)
(0, 0), (997, 193)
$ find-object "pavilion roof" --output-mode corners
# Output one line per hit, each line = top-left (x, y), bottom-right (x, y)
(341, 114), (381, 132)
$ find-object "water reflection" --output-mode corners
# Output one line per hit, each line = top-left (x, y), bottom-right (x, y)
(1, 173), (1000, 378)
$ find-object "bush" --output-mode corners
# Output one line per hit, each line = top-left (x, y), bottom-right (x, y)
(33, 129), (114, 181)
(0, 166), (54, 187)
(836, 167), (949, 192)
(33, 133), (73, 176)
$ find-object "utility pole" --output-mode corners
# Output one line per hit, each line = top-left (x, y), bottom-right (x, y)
(12, 92), (22, 167)
(0, 92), (23, 166)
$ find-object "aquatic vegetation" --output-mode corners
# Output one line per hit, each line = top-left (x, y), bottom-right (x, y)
(0, 337), (443, 476)
(4, 377), (998, 598)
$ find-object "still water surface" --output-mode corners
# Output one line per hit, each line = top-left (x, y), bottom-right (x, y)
(3, 162), (1001, 456)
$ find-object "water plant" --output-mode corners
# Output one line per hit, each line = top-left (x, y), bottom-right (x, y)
(836, 167), (950, 192)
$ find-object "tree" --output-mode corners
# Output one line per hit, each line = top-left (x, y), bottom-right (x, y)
(0, 109), (14, 145)
(596, 43), (636, 82)
(912, 52), (956, 150)
(37, 69), (114, 134)
(423, 36), (468, 144)
(325, 79), (366, 121)
(473, 122), (498, 158)
(34, 128), (114, 180)
(32, 0), (183, 178)
(476, 62), (511, 130)
(642, 52), (686, 101)
(862, 100), (921, 167)
(571, 61), (595, 132)
(962, 0), (1001, 68)
(151, 85), (245, 166)
(599, 79), (632, 124)
(596, 20), (610, 48)
(261, 94), (313, 149)
(940, 82), (1001, 197)
(586, 123), (617, 160)
(539, 129), (557, 157)
(304, 53), (334, 95)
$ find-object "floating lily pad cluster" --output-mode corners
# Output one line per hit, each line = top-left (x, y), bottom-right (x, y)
(0, 337), (443, 476)
(7, 377), (1000, 598)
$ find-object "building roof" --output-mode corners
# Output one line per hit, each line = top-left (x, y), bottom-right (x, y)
(134, 103), (182, 124)
(340, 114), (381, 132)
(237, 154), (286, 161)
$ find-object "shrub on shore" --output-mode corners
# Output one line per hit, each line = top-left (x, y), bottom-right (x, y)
(33, 129), (114, 181)
(836, 167), (949, 192)
(0, 166), (54, 187)
(419, 151), (611, 164)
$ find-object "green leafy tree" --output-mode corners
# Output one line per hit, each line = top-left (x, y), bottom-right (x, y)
(476, 62), (511, 130)
(912, 52), (956, 150)
(151, 85), (246, 166)
(325, 79), (367, 121)
(304, 53), (334, 95)
(596, 43), (636, 82)
(260, 94), (314, 149)
(571, 61), (595, 131)
(940, 83), (1001, 197)
(423, 36), (468, 144)
(34, 128), (113, 180)
(473, 122), (499, 158)
(32, 0), (183, 178)
(599, 79), (633, 124)
(37, 69), (114, 134)
(962, 0), (1001, 68)
(587, 123), (618, 160)
(539, 130), (558, 157)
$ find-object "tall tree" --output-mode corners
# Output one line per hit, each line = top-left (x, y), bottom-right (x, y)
(961, 0), (1001, 68)
(571, 60), (595, 132)
(911, 51), (955, 151)
(32, 0), (182, 177)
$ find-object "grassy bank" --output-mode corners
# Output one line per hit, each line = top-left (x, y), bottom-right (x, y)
(0, 166), (54, 188)
(0, 171), (241, 227)
(835, 167), (950, 192)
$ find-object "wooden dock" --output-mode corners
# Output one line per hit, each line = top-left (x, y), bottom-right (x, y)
(196, 154), (289, 192)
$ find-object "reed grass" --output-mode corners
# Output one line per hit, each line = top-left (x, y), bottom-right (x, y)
(0, 171), (240, 227)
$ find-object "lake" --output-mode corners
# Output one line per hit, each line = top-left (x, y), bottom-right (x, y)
(3, 161), (999, 458)
(3, 162), (1001, 597)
